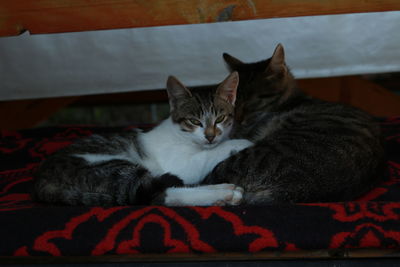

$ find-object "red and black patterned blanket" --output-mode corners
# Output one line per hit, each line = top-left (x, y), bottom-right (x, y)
(1, 118), (400, 257)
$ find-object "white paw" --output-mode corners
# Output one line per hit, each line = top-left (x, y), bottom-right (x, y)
(212, 187), (243, 206)
(227, 139), (253, 155)
(202, 183), (236, 190)
(234, 186), (244, 194)
(231, 188), (243, 205)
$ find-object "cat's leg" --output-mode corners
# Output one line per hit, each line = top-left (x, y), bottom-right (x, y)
(206, 139), (253, 163)
(161, 186), (243, 206)
(174, 139), (253, 185)
(211, 139), (251, 163)
(188, 139), (253, 181)
(197, 183), (244, 192)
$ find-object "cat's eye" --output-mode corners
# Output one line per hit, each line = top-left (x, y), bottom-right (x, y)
(215, 115), (226, 124)
(188, 119), (202, 127)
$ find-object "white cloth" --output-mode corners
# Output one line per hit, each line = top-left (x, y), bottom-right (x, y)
(0, 11), (399, 101)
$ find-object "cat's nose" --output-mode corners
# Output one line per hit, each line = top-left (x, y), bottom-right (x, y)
(206, 135), (215, 143)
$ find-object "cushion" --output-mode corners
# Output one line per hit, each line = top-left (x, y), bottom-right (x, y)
(1, 118), (400, 257)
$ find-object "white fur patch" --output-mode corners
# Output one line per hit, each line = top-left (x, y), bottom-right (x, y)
(74, 153), (133, 164)
(139, 117), (253, 185)
(74, 117), (252, 189)
(164, 185), (243, 206)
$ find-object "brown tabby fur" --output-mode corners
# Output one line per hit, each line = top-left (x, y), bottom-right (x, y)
(203, 44), (386, 204)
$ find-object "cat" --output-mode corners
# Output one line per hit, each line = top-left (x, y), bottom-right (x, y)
(202, 44), (386, 204)
(32, 72), (253, 206)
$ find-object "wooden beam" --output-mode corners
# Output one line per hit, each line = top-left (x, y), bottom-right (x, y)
(77, 76), (400, 117)
(298, 76), (400, 117)
(0, 0), (399, 36)
(0, 96), (79, 130)
(1, 76), (399, 130)
(0, 249), (399, 264)
(77, 90), (168, 105)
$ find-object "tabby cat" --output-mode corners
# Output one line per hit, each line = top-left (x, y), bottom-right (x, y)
(203, 44), (385, 204)
(32, 72), (253, 206)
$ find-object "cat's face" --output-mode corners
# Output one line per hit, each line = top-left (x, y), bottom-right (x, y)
(166, 72), (238, 148)
(223, 44), (296, 122)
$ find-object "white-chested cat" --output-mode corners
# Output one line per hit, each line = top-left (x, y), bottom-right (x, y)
(32, 72), (253, 206)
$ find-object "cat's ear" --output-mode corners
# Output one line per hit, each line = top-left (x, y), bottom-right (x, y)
(166, 76), (192, 111)
(216, 71), (239, 105)
(223, 53), (244, 71)
(267, 43), (287, 74)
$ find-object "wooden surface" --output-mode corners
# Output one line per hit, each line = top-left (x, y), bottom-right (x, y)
(1, 76), (400, 130)
(0, 97), (78, 131)
(298, 76), (400, 117)
(1, 248), (400, 264)
(76, 75), (400, 118)
(0, 0), (399, 36)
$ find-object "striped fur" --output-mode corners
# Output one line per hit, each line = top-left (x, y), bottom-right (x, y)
(32, 72), (252, 206)
(32, 132), (183, 206)
(203, 44), (386, 203)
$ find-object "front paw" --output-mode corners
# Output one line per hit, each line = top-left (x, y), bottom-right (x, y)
(203, 183), (241, 191)
(212, 186), (244, 206)
(227, 139), (253, 155)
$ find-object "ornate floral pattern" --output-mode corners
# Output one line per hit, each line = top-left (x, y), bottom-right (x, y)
(1, 120), (400, 256)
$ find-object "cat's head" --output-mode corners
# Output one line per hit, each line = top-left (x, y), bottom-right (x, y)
(166, 72), (239, 148)
(223, 44), (297, 121)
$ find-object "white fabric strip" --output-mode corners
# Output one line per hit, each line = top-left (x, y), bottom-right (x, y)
(0, 11), (399, 101)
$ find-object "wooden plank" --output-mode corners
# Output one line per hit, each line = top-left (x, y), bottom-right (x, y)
(0, 0), (399, 36)
(0, 249), (399, 264)
(75, 76), (400, 117)
(0, 96), (79, 130)
(298, 76), (400, 117)
(77, 90), (168, 105)
(1, 76), (399, 130)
